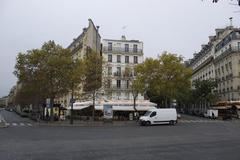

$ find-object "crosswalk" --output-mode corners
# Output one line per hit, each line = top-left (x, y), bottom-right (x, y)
(5, 122), (33, 127)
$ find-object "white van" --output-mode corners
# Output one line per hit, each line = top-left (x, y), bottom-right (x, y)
(204, 109), (218, 119)
(139, 108), (177, 126)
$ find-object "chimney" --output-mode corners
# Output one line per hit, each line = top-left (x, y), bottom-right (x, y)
(201, 44), (207, 49)
(215, 29), (224, 37)
(209, 36), (214, 42)
(121, 35), (126, 41)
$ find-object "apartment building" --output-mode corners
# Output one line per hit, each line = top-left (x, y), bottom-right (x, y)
(190, 26), (240, 102)
(102, 36), (144, 101)
(56, 19), (101, 107)
(214, 28), (240, 101)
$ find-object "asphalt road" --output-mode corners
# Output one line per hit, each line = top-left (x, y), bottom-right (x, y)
(0, 110), (240, 160)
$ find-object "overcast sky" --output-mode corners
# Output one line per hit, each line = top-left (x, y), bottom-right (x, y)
(0, 0), (240, 97)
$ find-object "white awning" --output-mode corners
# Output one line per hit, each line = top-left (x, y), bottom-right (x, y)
(68, 100), (157, 111)
(233, 105), (240, 109)
(67, 101), (92, 110)
(212, 106), (231, 109)
(95, 100), (157, 111)
(95, 105), (156, 111)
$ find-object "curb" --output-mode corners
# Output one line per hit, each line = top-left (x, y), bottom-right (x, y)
(37, 121), (138, 127)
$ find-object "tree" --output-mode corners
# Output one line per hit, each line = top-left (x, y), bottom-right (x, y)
(135, 53), (192, 108)
(65, 59), (86, 124)
(14, 41), (74, 121)
(83, 48), (102, 121)
(124, 65), (145, 116)
(192, 79), (218, 106)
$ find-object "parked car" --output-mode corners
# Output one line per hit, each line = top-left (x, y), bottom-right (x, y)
(139, 108), (177, 126)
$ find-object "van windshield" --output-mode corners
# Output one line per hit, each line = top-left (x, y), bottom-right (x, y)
(144, 111), (152, 116)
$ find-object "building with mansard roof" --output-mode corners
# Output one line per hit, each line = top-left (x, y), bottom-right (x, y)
(189, 26), (240, 113)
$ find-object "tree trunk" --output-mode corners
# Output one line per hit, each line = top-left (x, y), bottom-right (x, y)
(70, 89), (74, 124)
(92, 91), (95, 121)
(165, 96), (168, 108)
(133, 97), (137, 112)
(133, 95), (138, 120)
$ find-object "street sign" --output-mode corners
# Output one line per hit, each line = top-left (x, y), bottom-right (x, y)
(103, 105), (113, 119)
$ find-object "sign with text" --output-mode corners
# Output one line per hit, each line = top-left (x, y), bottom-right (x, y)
(103, 105), (113, 119)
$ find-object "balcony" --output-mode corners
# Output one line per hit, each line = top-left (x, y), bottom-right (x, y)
(102, 46), (143, 54)
(114, 72), (121, 77)
(214, 46), (240, 63)
(105, 85), (131, 90)
(113, 72), (134, 78)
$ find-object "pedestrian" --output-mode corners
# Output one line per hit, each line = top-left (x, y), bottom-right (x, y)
(212, 112), (215, 120)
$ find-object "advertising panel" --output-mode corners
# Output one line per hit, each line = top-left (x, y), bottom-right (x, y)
(103, 105), (113, 119)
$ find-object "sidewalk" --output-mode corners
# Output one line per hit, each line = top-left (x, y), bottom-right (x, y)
(37, 120), (138, 127)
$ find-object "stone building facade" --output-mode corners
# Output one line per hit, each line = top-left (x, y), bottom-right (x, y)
(102, 36), (144, 101)
(190, 26), (240, 102)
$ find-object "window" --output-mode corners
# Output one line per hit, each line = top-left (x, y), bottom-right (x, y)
(229, 62), (232, 70)
(117, 55), (121, 63)
(134, 56), (138, 64)
(133, 70), (137, 76)
(125, 56), (129, 63)
(238, 42), (240, 50)
(108, 67), (112, 75)
(117, 92), (121, 100)
(108, 54), (112, 62)
(107, 80), (111, 88)
(133, 44), (138, 53)
(125, 92), (130, 99)
(117, 80), (121, 88)
(117, 67), (121, 76)
(225, 64), (228, 71)
(150, 111), (157, 117)
(108, 42), (112, 51)
(126, 80), (129, 89)
(125, 44), (129, 52)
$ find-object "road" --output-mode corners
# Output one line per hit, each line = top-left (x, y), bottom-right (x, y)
(0, 109), (34, 127)
(0, 110), (240, 160)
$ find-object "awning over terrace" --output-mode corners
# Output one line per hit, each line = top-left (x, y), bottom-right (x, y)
(67, 100), (157, 111)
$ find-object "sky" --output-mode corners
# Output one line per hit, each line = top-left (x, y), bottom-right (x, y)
(0, 0), (240, 97)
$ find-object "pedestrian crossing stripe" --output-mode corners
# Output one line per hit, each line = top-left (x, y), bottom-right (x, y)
(4, 122), (33, 127)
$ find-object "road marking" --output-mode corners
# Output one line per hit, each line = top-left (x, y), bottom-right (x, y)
(12, 123), (17, 126)
(5, 123), (10, 126)
(20, 123), (25, 126)
(26, 123), (32, 126)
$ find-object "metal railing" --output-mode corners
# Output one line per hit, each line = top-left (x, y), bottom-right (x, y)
(102, 46), (143, 54)
(105, 85), (131, 90)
